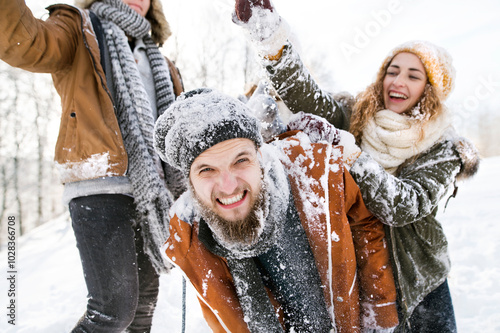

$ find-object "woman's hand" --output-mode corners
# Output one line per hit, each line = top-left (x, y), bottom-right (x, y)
(287, 112), (362, 168)
(233, 0), (288, 58)
(287, 111), (341, 145)
(234, 0), (274, 23)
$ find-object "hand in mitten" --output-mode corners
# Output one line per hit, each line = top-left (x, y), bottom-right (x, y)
(246, 80), (286, 141)
(287, 111), (340, 145)
(338, 129), (362, 169)
(233, 0), (289, 58)
(235, 0), (274, 23)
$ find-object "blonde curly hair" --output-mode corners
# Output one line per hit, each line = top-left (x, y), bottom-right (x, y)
(75, 0), (171, 45)
(350, 41), (452, 144)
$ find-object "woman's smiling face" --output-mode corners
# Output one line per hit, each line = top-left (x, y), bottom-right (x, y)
(383, 52), (428, 114)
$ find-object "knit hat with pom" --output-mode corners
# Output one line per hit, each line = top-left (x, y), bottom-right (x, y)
(154, 89), (264, 175)
(380, 40), (456, 100)
(74, 0), (171, 45)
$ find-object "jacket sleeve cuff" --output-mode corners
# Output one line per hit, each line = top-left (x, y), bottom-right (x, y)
(257, 18), (290, 58)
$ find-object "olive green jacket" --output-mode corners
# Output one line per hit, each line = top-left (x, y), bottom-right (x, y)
(263, 41), (481, 324)
(350, 139), (479, 324)
(264, 43), (352, 130)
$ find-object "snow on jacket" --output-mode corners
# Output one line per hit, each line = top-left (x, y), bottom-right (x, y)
(349, 138), (479, 322)
(0, 0), (183, 184)
(163, 132), (399, 332)
(262, 42), (481, 322)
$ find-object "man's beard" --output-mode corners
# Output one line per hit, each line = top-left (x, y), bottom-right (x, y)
(192, 182), (268, 249)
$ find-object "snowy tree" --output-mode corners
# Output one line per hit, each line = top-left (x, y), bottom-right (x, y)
(0, 61), (64, 240)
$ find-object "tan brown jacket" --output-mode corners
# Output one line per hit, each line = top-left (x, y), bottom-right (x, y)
(0, 0), (182, 183)
(164, 132), (399, 332)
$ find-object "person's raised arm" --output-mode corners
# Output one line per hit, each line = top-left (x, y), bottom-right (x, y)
(0, 0), (79, 73)
(233, 0), (351, 129)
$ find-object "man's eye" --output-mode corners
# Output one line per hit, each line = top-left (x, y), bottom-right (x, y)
(235, 158), (249, 165)
(199, 167), (213, 174)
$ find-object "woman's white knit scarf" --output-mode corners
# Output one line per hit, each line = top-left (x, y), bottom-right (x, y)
(91, 0), (176, 274)
(361, 110), (450, 175)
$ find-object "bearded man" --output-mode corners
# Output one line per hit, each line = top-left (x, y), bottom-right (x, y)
(154, 88), (399, 333)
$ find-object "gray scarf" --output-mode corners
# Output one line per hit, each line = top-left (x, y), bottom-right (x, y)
(199, 186), (332, 332)
(91, 0), (176, 274)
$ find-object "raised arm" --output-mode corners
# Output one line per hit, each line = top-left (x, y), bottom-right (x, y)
(0, 0), (80, 73)
(233, 0), (351, 129)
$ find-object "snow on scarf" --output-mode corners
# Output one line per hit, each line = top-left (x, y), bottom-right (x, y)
(361, 110), (451, 175)
(91, 0), (176, 274)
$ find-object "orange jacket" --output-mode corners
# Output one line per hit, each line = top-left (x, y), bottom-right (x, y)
(164, 132), (398, 332)
(0, 0), (182, 183)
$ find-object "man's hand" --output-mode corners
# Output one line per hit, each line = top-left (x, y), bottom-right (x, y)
(235, 0), (274, 23)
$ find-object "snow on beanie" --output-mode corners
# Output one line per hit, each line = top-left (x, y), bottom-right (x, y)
(154, 88), (264, 175)
(380, 40), (456, 100)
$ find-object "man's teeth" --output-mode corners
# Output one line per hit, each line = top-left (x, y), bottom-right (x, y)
(389, 92), (408, 99)
(219, 192), (244, 205)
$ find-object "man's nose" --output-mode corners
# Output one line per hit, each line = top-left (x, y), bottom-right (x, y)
(218, 170), (238, 194)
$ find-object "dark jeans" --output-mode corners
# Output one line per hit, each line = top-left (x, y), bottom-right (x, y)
(405, 280), (457, 333)
(69, 194), (159, 333)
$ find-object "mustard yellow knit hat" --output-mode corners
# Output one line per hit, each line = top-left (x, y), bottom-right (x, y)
(380, 41), (456, 100)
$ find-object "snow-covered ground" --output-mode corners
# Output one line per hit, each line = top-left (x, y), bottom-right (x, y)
(1, 156), (499, 333)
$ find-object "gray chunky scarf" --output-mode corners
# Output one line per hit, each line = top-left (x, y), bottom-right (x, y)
(91, 0), (176, 274)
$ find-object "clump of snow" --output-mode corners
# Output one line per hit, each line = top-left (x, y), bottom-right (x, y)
(274, 132), (328, 228)
(55, 152), (117, 183)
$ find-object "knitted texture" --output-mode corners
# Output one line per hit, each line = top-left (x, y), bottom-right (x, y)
(233, 4), (290, 58)
(76, 0), (171, 44)
(154, 89), (264, 175)
(91, 0), (176, 274)
(379, 41), (456, 100)
(361, 109), (451, 174)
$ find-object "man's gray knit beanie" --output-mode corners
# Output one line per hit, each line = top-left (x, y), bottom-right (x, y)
(154, 88), (264, 175)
